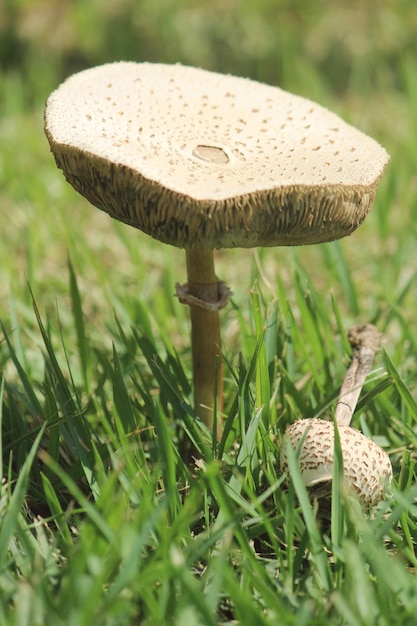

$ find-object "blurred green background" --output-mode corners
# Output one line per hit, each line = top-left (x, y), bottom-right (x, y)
(2, 0), (416, 103)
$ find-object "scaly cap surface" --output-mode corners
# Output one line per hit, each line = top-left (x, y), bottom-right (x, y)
(280, 418), (392, 507)
(45, 62), (389, 249)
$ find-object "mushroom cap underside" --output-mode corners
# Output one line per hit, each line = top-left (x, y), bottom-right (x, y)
(45, 62), (389, 250)
(280, 418), (392, 507)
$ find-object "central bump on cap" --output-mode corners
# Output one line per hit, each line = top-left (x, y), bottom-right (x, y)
(192, 144), (229, 164)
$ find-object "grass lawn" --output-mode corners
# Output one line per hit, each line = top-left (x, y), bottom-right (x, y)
(1, 1), (417, 624)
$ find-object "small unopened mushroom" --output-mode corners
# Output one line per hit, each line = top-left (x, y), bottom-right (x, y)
(280, 324), (392, 507)
(44, 63), (389, 436)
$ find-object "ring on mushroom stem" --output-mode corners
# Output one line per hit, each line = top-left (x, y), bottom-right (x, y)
(44, 62), (389, 439)
(280, 324), (393, 508)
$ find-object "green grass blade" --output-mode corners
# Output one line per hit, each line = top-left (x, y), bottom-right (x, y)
(38, 450), (115, 545)
(134, 332), (187, 415)
(284, 440), (332, 592)
(1, 321), (43, 417)
(152, 402), (182, 521)
(321, 241), (359, 315)
(0, 377), (3, 477)
(8, 292), (29, 374)
(330, 291), (351, 354)
(111, 342), (137, 434)
(331, 419), (345, 571)
(40, 472), (73, 546)
(68, 258), (91, 392)
(251, 287), (271, 429)
(383, 349), (417, 424)
(0, 426), (45, 571)
(30, 292), (99, 496)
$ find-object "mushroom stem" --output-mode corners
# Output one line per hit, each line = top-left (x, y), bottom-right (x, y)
(335, 324), (381, 427)
(185, 248), (223, 437)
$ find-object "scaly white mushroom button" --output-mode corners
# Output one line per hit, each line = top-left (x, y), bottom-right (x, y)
(280, 325), (392, 507)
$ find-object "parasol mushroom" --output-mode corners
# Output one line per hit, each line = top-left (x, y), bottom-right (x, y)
(280, 324), (393, 507)
(44, 62), (389, 437)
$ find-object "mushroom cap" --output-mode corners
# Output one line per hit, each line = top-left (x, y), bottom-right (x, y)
(44, 62), (389, 250)
(280, 418), (392, 507)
